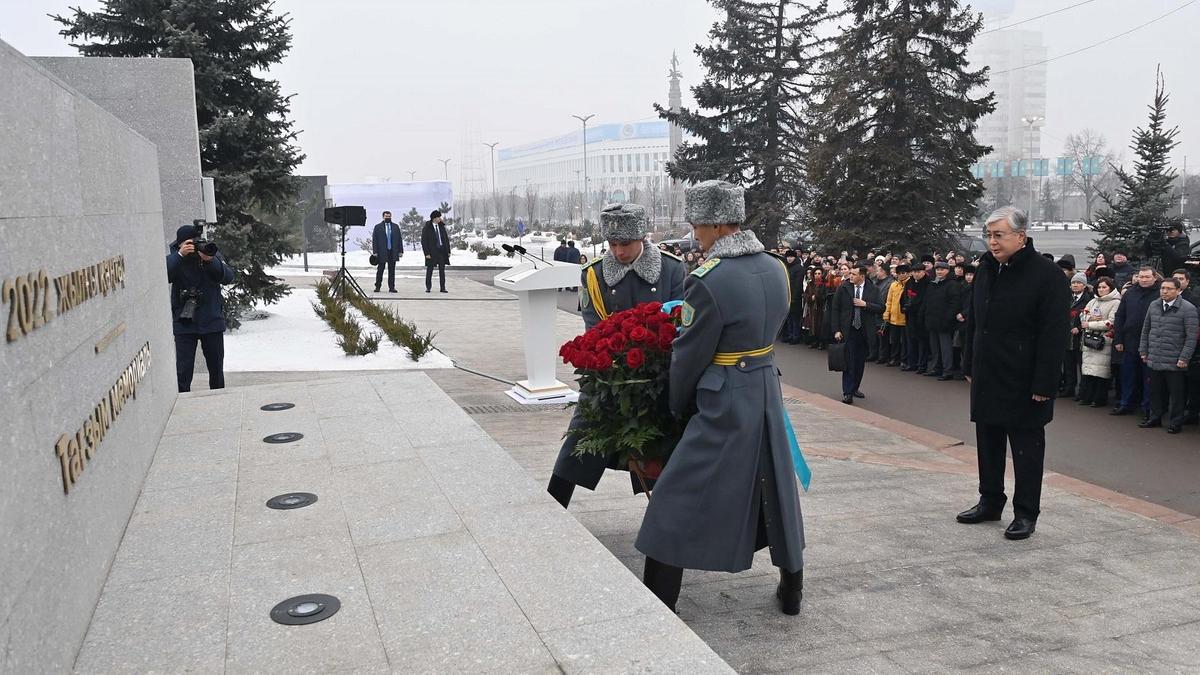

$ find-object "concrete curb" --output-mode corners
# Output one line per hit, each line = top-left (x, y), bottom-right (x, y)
(781, 383), (1200, 540)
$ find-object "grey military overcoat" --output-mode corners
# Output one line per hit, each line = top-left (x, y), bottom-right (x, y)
(552, 249), (687, 490)
(636, 239), (806, 573)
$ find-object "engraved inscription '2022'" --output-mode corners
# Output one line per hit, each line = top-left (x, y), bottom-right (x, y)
(2, 256), (126, 343)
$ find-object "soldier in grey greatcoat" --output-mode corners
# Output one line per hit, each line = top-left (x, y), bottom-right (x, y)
(635, 180), (806, 615)
(547, 203), (687, 508)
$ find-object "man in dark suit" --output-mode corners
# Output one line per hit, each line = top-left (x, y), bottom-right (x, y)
(564, 240), (581, 291)
(371, 211), (403, 293)
(961, 206), (1070, 541)
(831, 264), (884, 404)
(421, 209), (451, 293)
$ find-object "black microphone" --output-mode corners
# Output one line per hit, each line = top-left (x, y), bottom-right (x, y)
(502, 243), (540, 268)
(514, 245), (548, 263)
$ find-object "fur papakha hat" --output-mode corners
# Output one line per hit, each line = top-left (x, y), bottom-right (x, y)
(685, 180), (745, 226)
(600, 202), (649, 241)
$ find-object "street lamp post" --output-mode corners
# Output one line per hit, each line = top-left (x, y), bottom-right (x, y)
(408, 170), (417, 181)
(439, 158), (451, 181)
(574, 169), (582, 226)
(1021, 116), (1043, 223)
(483, 141), (499, 225)
(572, 114), (595, 224)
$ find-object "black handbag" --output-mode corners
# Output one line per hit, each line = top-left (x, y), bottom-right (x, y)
(1082, 331), (1106, 350)
(827, 342), (846, 372)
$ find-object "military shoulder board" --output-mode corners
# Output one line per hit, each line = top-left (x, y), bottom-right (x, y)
(691, 258), (722, 278)
(581, 257), (602, 269)
(660, 249), (683, 261)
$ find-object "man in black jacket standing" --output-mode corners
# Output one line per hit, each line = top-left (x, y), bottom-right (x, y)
(1111, 267), (1162, 417)
(422, 210), (451, 293)
(960, 207), (1069, 541)
(831, 265), (885, 404)
(922, 261), (962, 380)
(901, 265), (930, 372)
(166, 224), (236, 393)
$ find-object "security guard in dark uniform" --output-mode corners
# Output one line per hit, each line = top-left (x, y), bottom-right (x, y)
(635, 180), (806, 615)
(547, 203), (687, 508)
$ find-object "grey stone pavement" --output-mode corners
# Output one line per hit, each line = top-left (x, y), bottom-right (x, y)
(79, 371), (728, 673)
(191, 272), (1200, 672)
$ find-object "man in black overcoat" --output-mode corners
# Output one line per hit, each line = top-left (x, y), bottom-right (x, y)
(421, 210), (451, 293)
(960, 206), (1070, 541)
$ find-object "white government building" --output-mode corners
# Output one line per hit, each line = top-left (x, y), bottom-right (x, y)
(496, 120), (674, 207)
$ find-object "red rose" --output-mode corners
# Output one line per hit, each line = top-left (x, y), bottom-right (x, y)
(622, 320), (639, 334)
(657, 323), (676, 343)
(626, 348), (645, 369)
(630, 326), (652, 343)
(595, 352), (613, 370)
(608, 332), (627, 350)
(640, 302), (662, 315)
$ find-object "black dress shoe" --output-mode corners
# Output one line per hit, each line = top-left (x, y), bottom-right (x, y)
(388, 288), (397, 293)
(373, 287), (381, 293)
(937, 375), (953, 381)
(956, 502), (1003, 524)
(776, 568), (803, 616)
(923, 371), (941, 377)
(887, 361), (900, 367)
(440, 289), (448, 293)
(853, 390), (865, 399)
(1004, 517), (1036, 540)
(1110, 407), (1132, 416)
(1168, 425), (1182, 434)
(841, 394), (853, 405)
(1138, 419), (1162, 429)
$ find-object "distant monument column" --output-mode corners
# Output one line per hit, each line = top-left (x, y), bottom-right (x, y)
(668, 51), (684, 224)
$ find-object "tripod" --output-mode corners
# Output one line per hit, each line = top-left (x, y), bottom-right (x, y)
(329, 224), (366, 298)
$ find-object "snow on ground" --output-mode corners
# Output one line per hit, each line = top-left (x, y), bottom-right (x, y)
(224, 289), (454, 371)
(269, 233), (604, 276)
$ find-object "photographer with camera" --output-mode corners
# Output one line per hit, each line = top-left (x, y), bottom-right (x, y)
(1145, 224), (1190, 275)
(166, 223), (235, 393)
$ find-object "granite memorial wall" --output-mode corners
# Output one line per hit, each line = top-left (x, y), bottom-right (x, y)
(0, 40), (199, 670)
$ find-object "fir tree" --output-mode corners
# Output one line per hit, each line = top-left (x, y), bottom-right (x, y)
(53, 0), (304, 327)
(1090, 68), (1180, 257)
(658, 0), (833, 246)
(807, 0), (993, 254)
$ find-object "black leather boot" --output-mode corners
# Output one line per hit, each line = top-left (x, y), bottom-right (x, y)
(776, 568), (803, 615)
(546, 475), (575, 508)
(643, 558), (683, 613)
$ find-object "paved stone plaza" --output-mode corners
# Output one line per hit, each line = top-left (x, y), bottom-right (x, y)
(150, 271), (1200, 672)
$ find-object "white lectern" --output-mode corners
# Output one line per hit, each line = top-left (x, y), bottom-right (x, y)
(494, 259), (582, 404)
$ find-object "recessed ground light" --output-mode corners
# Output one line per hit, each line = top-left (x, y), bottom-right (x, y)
(260, 402), (296, 411)
(270, 594), (340, 626)
(263, 432), (304, 444)
(266, 493), (318, 510)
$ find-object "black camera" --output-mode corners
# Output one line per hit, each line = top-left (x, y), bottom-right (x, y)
(190, 239), (219, 256)
(179, 288), (203, 321)
(188, 219), (219, 256)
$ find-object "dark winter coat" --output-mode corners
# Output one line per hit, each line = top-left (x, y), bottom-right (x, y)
(960, 279), (974, 325)
(963, 238), (1071, 428)
(786, 263), (805, 314)
(552, 244), (569, 262)
(564, 245), (582, 264)
(371, 220), (404, 261)
(1158, 233), (1190, 274)
(1110, 261), (1135, 290)
(921, 275), (963, 333)
(1067, 289), (1094, 351)
(166, 249), (235, 335)
(900, 275), (930, 332)
(1112, 281), (1162, 349)
(1139, 298), (1199, 371)
(421, 221), (451, 266)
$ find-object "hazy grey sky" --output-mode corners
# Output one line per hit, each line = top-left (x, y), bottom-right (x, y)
(3, 0), (1196, 186)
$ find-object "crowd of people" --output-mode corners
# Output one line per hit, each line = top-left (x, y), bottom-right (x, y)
(766, 227), (1200, 434)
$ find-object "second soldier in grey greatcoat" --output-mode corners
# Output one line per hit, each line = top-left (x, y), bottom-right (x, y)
(547, 203), (687, 508)
(635, 180), (806, 615)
